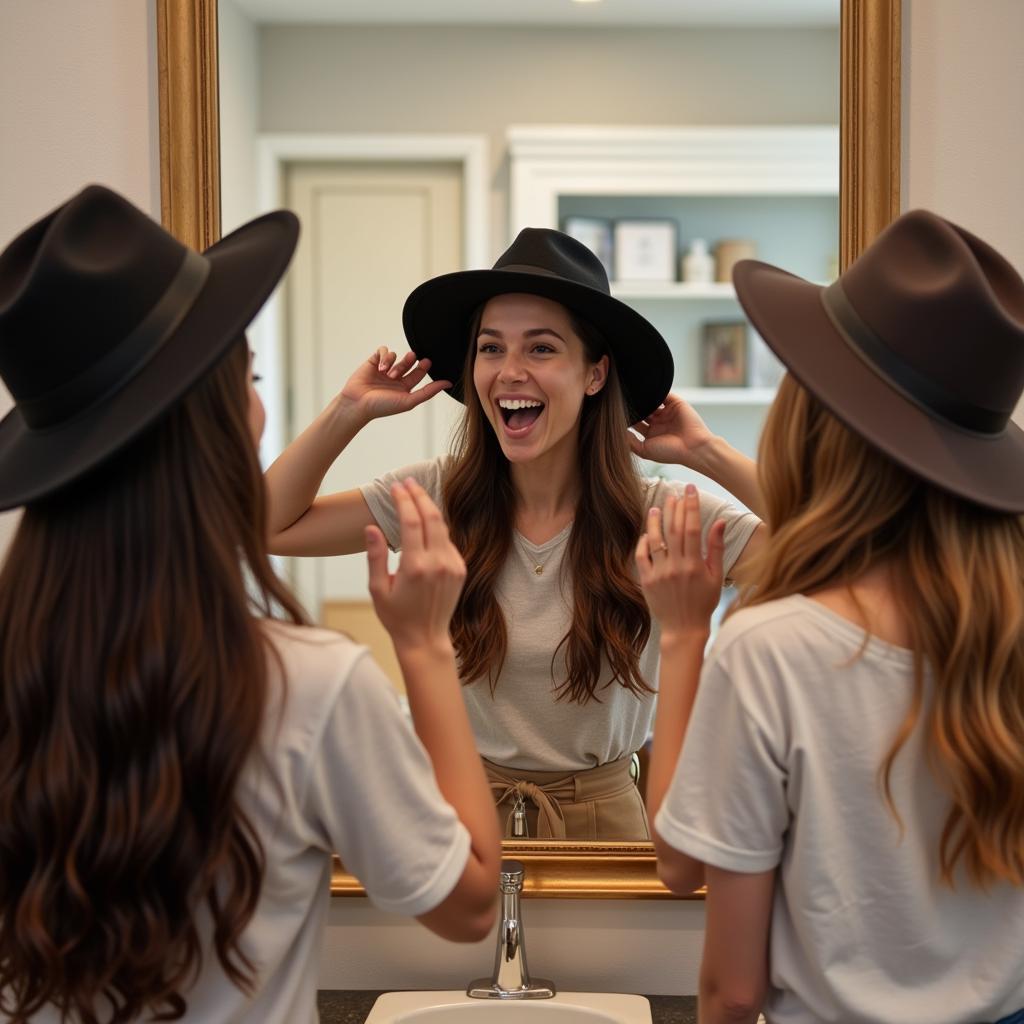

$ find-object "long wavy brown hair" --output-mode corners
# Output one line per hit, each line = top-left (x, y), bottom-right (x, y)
(443, 307), (651, 703)
(740, 373), (1024, 887)
(0, 339), (307, 1022)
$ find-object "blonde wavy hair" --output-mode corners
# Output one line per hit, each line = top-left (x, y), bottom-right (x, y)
(738, 373), (1024, 888)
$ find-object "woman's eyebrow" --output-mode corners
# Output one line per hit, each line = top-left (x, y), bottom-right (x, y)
(477, 326), (566, 342)
(524, 327), (565, 342)
(473, 327), (565, 344)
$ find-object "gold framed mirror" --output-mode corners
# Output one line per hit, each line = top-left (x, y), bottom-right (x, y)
(157, 0), (900, 899)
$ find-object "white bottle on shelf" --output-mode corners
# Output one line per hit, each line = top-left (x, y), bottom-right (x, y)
(681, 238), (714, 284)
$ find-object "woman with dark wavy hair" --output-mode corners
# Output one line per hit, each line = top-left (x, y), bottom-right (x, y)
(266, 228), (763, 841)
(0, 186), (499, 1023)
(642, 211), (1024, 1023)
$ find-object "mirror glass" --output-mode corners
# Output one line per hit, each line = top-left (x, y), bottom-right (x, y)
(218, 0), (839, 843)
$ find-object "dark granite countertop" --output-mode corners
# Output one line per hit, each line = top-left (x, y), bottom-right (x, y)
(317, 991), (696, 1024)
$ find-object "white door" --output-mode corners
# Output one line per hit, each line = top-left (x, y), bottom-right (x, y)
(286, 160), (464, 630)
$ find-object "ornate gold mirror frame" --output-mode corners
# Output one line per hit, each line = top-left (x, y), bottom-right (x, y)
(157, 0), (900, 898)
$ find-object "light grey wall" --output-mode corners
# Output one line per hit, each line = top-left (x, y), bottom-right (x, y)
(902, 0), (1024, 425)
(0, 0), (159, 558)
(260, 24), (839, 252)
(902, 0), (1024, 268)
(219, 0), (262, 236)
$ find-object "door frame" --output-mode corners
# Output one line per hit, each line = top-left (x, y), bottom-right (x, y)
(251, 133), (489, 464)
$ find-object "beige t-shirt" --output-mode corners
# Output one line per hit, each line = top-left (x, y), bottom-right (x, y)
(361, 456), (759, 772)
(657, 595), (1024, 1024)
(36, 621), (469, 1023)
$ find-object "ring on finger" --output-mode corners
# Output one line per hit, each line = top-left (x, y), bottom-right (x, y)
(651, 543), (669, 556)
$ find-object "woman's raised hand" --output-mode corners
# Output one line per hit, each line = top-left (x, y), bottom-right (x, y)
(365, 479), (466, 652)
(628, 393), (715, 469)
(340, 347), (452, 423)
(636, 484), (726, 641)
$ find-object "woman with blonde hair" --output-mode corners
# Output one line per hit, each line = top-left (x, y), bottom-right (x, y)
(640, 210), (1024, 1023)
(266, 228), (763, 841)
(0, 186), (499, 1023)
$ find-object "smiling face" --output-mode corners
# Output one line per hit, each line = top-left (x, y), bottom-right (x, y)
(472, 293), (608, 464)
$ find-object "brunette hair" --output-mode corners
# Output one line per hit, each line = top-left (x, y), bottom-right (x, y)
(0, 339), (307, 1022)
(443, 305), (652, 703)
(740, 373), (1024, 887)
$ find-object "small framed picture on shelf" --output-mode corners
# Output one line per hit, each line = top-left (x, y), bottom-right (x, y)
(613, 219), (677, 283)
(561, 216), (614, 280)
(701, 321), (748, 387)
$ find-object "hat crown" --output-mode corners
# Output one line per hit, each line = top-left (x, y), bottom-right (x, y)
(493, 228), (610, 295)
(840, 209), (1024, 429)
(0, 185), (190, 412)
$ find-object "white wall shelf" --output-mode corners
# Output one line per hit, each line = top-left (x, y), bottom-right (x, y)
(508, 124), (839, 234)
(675, 387), (777, 406)
(611, 281), (736, 300)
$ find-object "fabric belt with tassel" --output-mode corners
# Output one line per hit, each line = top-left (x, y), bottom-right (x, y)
(483, 754), (638, 840)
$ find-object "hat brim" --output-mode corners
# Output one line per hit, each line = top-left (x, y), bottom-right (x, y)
(733, 259), (1024, 513)
(0, 210), (299, 511)
(402, 268), (674, 424)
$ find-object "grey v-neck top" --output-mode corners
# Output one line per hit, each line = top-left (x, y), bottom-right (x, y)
(362, 457), (759, 771)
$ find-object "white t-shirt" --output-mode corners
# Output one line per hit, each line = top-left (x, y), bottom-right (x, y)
(656, 595), (1024, 1024)
(35, 621), (470, 1023)
(361, 456), (759, 771)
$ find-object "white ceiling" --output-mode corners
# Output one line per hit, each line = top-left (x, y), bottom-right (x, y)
(231, 0), (838, 28)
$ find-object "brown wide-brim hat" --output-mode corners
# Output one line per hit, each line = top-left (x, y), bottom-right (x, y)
(0, 185), (299, 510)
(402, 227), (674, 424)
(733, 209), (1024, 513)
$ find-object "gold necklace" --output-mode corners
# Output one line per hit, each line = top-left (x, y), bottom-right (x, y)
(514, 530), (563, 576)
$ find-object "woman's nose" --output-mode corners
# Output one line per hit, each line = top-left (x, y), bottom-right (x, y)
(498, 354), (528, 383)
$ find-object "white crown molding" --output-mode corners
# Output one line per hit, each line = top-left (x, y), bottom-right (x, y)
(508, 124), (839, 234)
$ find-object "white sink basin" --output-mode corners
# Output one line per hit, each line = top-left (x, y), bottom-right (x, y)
(365, 991), (652, 1024)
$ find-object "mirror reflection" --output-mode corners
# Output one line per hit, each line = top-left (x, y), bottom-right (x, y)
(219, 0), (840, 841)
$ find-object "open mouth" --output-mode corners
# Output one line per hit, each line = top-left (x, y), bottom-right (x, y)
(498, 399), (545, 435)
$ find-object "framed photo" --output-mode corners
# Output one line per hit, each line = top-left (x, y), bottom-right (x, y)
(701, 321), (748, 387)
(561, 216), (614, 280)
(613, 219), (677, 283)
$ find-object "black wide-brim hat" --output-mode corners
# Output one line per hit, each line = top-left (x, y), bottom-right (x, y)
(0, 185), (299, 510)
(733, 209), (1024, 513)
(402, 227), (674, 424)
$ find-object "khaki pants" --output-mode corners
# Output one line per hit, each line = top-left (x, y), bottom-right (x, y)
(484, 755), (650, 841)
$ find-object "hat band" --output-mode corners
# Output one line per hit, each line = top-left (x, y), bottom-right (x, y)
(494, 263), (609, 295)
(19, 250), (211, 430)
(820, 281), (1006, 435)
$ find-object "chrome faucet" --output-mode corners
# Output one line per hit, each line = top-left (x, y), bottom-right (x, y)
(467, 859), (555, 999)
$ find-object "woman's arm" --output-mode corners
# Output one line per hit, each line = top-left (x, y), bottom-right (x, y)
(265, 348), (452, 555)
(698, 867), (773, 1024)
(647, 628), (708, 895)
(629, 394), (765, 518)
(366, 478), (501, 941)
(637, 485), (726, 895)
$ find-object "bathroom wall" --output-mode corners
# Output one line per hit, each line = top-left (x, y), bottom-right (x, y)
(0, 0), (159, 556)
(257, 22), (838, 254)
(0, 0), (1022, 995)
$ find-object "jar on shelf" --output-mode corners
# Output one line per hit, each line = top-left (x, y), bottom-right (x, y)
(681, 238), (714, 283)
(715, 239), (757, 283)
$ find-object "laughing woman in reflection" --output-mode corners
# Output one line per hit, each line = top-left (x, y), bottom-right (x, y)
(0, 187), (499, 1023)
(266, 229), (762, 841)
(643, 211), (1024, 1023)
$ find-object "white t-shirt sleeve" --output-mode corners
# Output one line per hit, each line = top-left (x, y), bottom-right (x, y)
(654, 657), (788, 873)
(646, 477), (760, 580)
(359, 457), (449, 551)
(302, 650), (470, 917)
